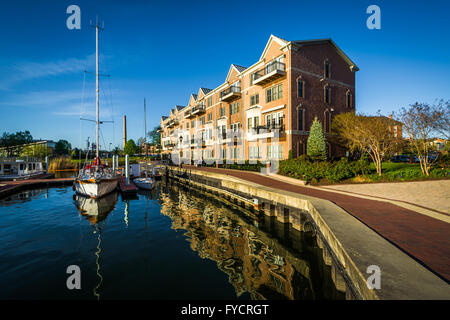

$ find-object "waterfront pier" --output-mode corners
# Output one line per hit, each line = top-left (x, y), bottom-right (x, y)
(165, 166), (450, 300)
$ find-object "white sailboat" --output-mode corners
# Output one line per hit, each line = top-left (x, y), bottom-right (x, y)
(133, 98), (155, 190)
(75, 22), (118, 199)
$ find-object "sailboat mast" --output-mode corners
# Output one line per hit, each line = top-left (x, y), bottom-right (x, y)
(144, 98), (147, 158)
(95, 24), (100, 162)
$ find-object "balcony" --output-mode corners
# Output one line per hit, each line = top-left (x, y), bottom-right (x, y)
(184, 110), (193, 119)
(191, 104), (206, 116)
(164, 141), (176, 148)
(167, 119), (179, 128)
(251, 61), (286, 86)
(220, 86), (241, 102)
(247, 123), (285, 141)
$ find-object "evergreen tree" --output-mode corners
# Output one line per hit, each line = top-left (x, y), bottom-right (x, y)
(307, 117), (327, 161)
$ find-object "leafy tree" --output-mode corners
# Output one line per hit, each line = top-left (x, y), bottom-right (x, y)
(397, 100), (449, 175)
(307, 117), (327, 161)
(20, 144), (50, 159)
(112, 147), (121, 155)
(55, 140), (72, 155)
(147, 126), (161, 146)
(124, 139), (138, 155)
(332, 112), (401, 176)
(0, 130), (33, 156)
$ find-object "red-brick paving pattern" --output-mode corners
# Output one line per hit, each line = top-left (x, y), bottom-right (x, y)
(183, 166), (450, 282)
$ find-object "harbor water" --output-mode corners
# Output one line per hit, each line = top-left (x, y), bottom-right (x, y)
(0, 181), (345, 300)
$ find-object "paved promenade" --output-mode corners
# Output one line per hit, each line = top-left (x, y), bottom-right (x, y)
(323, 180), (450, 214)
(183, 165), (450, 282)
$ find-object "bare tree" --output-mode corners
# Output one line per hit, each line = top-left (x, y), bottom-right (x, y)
(332, 112), (401, 176)
(397, 100), (449, 176)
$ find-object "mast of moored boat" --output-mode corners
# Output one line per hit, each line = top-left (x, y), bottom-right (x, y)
(144, 98), (147, 159)
(95, 23), (100, 165)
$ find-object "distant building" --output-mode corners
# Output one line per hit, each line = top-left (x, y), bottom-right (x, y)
(429, 138), (447, 151)
(159, 35), (359, 161)
(0, 139), (56, 157)
(140, 142), (158, 154)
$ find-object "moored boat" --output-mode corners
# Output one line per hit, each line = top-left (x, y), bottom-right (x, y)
(73, 22), (118, 199)
(133, 177), (155, 190)
(0, 158), (45, 181)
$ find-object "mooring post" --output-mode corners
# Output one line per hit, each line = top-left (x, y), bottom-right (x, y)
(112, 155), (115, 171)
(45, 156), (49, 173)
(125, 154), (129, 184)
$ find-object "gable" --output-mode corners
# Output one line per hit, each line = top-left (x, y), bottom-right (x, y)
(259, 35), (288, 62)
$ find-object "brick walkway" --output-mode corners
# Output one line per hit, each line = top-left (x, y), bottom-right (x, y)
(184, 165), (450, 282)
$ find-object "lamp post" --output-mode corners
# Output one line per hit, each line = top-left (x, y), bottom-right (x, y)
(179, 135), (183, 169)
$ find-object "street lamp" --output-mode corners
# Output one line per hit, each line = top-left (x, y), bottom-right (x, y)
(179, 135), (183, 169)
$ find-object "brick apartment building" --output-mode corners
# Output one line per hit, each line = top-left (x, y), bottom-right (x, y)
(159, 35), (358, 163)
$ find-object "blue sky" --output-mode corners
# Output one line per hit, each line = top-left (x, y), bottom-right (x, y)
(0, 0), (449, 149)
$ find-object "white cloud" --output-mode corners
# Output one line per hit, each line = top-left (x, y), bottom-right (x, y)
(0, 54), (106, 90)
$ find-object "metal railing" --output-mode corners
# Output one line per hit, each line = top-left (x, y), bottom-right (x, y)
(220, 86), (241, 99)
(251, 61), (285, 83)
(192, 104), (206, 113)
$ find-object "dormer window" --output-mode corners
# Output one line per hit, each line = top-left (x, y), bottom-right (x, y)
(324, 60), (330, 79)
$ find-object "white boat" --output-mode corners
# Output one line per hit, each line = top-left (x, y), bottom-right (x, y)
(133, 177), (155, 190)
(0, 158), (45, 181)
(74, 23), (118, 199)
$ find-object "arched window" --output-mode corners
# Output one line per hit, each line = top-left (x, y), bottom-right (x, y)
(324, 85), (331, 104)
(324, 60), (331, 79)
(346, 90), (353, 108)
(324, 110), (331, 133)
(297, 76), (305, 98)
(297, 106), (305, 131)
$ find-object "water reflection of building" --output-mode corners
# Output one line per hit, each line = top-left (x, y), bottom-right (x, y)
(159, 186), (314, 300)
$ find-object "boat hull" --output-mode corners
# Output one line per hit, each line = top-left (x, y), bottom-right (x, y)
(75, 178), (118, 199)
(133, 178), (154, 190)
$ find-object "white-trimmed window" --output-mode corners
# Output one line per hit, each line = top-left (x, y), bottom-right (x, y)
(346, 90), (352, 108)
(324, 85), (331, 104)
(297, 77), (305, 98)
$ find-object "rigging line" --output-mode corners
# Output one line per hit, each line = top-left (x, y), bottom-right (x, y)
(107, 75), (115, 148)
(79, 71), (87, 170)
(99, 126), (107, 154)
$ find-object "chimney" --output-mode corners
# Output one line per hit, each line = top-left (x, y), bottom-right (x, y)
(123, 115), (127, 149)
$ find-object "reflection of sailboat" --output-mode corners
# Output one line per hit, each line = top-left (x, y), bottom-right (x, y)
(74, 191), (118, 300)
(74, 191), (118, 224)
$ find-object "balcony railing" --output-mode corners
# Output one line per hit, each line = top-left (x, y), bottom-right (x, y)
(167, 119), (179, 128)
(249, 123), (285, 135)
(220, 86), (241, 102)
(184, 110), (193, 119)
(164, 141), (176, 148)
(251, 61), (286, 85)
(191, 104), (206, 115)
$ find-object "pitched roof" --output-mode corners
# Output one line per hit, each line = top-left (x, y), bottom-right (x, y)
(292, 38), (359, 72)
(232, 64), (247, 73)
(175, 105), (185, 111)
(199, 88), (212, 95)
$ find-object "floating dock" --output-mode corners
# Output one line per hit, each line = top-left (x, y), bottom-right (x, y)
(0, 177), (75, 199)
(118, 176), (138, 195)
